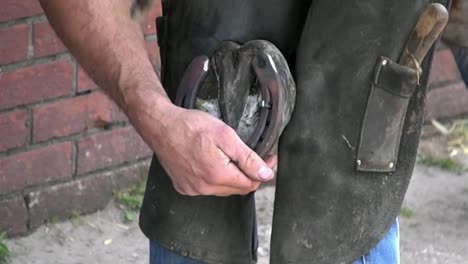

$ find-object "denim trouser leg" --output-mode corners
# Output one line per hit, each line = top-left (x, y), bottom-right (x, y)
(149, 241), (204, 264)
(352, 219), (400, 264)
(150, 219), (400, 264)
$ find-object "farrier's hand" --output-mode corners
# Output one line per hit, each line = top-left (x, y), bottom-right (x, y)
(157, 105), (276, 196)
(128, 94), (277, 196)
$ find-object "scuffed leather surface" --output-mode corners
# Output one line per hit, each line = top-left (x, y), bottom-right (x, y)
(139, 1), (310, 263)
(139, 0), (449, 263)
(357, 57), (419, 172)
(271, 0), (448, 263)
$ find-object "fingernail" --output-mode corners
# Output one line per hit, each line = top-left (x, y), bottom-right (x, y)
(258, 166), (274, 181)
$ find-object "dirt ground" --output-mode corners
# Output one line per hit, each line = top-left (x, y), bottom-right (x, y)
(5, 129), (468, 264)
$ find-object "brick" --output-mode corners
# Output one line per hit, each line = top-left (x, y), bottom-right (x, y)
(77, 127), (151, 174)
(425, 82), (468, 120)
(33, 91), (126, 142)
(0, 142), (72, 194)
(0, 24), (28, 65)
(33, 96), (87, 142)
(0, 110), (27, 152)
(33, 20), (66, 57)
(0, 195), (28, 236)
(87, 91), (127, 127)
(0, 0), (42, 22)
(111, 160), (150, 190)
(0, 60), (72, 110)
(27, 173), (112, 229)
(146, 40), (161, 74)
(141, 0), (162, 35)
(77, 66), (97, 92)
(429, 49), (462, 85)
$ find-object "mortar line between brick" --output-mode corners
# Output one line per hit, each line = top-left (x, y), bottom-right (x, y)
(0, 192), (26, 203)
(0, 157), (152, 200)
(0, 87), (100, 115)
(71, 141), (78, 178)
(71, 57), (78, 94)
(0, 95), (71, 115)
(26, 107), (33, 146)
(74, 157), (152, 181)
(0, 52), (70, 75)
(0, 122), (130, 158)
(27, 20), (34, 58)
(23, 192), (31, 230)
(75, 156), (153, 179)
(0, 15), (46, 29)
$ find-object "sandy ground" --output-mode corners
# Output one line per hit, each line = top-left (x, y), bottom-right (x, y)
(6, 136), (468, 264)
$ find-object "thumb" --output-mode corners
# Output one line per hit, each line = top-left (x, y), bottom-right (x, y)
(220, 128), (275, 182)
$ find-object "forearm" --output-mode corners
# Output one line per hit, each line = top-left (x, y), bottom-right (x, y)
(39, 0), (171, 119)
(39, 0), (274, 196)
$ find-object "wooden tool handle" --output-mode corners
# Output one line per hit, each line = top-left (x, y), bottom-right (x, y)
(399, 3), (449, 68)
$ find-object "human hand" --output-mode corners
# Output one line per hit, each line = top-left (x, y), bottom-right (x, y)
(151, 104), (276, 196)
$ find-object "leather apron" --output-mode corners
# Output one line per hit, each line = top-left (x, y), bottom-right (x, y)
(139, 0), (450, 263)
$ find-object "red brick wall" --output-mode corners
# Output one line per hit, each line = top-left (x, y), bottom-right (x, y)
(0, 1), (161, 236)
(427, 44), (468, 120)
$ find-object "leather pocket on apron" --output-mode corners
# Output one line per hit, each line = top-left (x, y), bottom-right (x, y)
(356, 56), (419, 172)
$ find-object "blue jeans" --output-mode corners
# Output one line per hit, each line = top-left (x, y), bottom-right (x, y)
(150, 219), (400, 264)
(352, 219), (400, 264)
